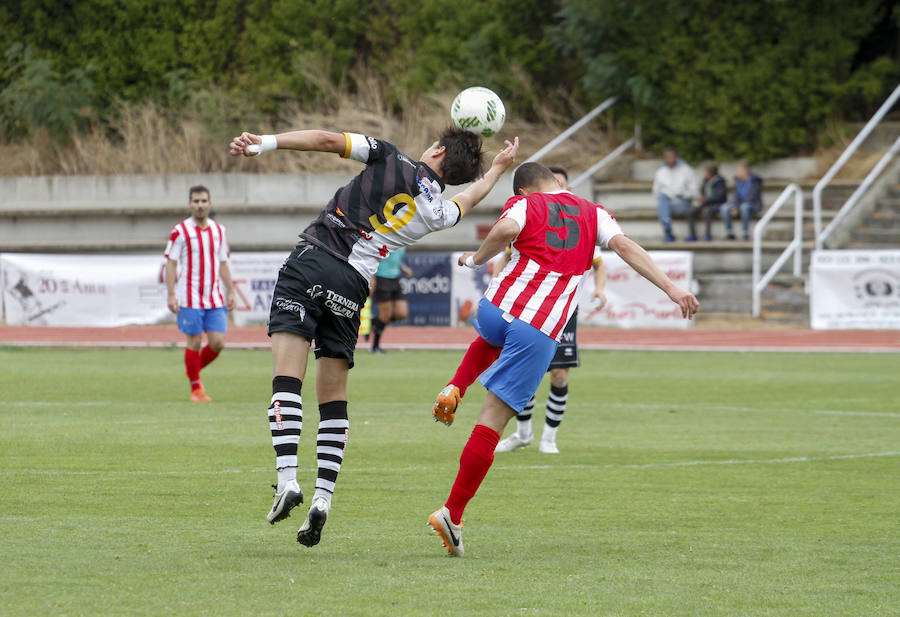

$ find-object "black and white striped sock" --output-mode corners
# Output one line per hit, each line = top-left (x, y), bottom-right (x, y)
(313, 401), (349, 509)
(543, 384), (568, 441)
(269, 376), (303, 490)
(516, 396), (536, 440)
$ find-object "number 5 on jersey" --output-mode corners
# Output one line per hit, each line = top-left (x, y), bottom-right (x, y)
(545, 202), (581, 249)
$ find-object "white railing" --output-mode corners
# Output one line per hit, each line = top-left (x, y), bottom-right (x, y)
(813, 82), (900, 249)
(819, 136), (900, 247)
(523, 95), (640, 190)
(752, 183), (804, 317)
(524, 96), (618, 163)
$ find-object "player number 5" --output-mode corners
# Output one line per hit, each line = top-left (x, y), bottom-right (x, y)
(546, 202), (580, 249)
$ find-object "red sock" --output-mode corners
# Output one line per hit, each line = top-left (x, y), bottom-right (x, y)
(444, 424), (500, 525)
(199, 345), (219, 369)
(450, 336), (502, 397)
(184, 349), (201, 390)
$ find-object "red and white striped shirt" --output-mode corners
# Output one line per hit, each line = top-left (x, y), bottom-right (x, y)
(484, 190), (623, 340)
(164, 218), (230, 309)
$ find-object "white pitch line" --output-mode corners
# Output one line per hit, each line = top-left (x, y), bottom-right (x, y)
(3, 451), (897, 477)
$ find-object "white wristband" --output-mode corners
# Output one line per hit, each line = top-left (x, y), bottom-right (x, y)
(247, 134), (277, 154)
(464, 255), (477, 268)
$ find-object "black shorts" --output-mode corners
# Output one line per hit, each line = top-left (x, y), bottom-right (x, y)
(372, 276), (404, 303)
(548, 309), (579, 370)
(268, 242), (369, 368)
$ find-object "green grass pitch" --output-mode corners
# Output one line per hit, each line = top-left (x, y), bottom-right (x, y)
(1, 346), (898, 617)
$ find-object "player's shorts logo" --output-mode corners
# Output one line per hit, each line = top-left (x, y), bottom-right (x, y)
(274, 296), (306, 321)
(306, 284), (324, 300)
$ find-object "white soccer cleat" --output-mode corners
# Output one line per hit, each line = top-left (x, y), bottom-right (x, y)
(538, 439), (560, 454)
(495, 433), (532, 453)
(427, 506), (464, 557)
(297, 498), (330, 547)
(267, 479), (304, 524)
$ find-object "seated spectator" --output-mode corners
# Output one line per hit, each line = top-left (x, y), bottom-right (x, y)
(686, 164), (727, 241)
(652, 147), (698, 242)
(720, 162), (763, 240)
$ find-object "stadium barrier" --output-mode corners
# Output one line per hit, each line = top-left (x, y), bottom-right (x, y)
(1, 251), (693, 329)
(809, 250), (900, 329)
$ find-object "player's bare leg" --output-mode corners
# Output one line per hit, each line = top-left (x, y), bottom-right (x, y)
(185, 333), (210, 402)
(199, 330), (225, 371)
(266, 332), (310, 524)
(297, 357), (350, 547)
(429, 391), (514, 556)
(433, 336), (501, 426)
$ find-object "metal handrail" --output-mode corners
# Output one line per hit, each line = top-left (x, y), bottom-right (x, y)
(813, 82), (900, 249)
(752, 183), (803, 317)
(570, 137), (636, 189)
(524, 96), (618, 163)
(819, 136), (900, 247)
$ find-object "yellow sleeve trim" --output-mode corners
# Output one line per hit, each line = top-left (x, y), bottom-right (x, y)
(341, 132), (352, 159)
(505, 245), (512, 255)
(592, 255), (603, 264)
(451, 199), (463, 219)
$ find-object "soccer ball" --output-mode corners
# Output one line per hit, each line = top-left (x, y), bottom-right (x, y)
(450, 87), (506, 138)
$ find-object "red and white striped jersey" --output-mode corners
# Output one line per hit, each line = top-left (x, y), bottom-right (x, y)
(484, 190), (623, 340)
(164, 218), (230, 309)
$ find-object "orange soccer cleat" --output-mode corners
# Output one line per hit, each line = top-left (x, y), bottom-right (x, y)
(190, 385), (212, 403)
(427, 507), (464, 557)
(432, 385), (461, 426)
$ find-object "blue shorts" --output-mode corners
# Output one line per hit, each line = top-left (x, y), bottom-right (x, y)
(177, 307), (228, 336)
(474, 298), (558, 413)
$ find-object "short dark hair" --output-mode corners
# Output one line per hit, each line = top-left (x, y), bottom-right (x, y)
(437, 127), (484, 185)
(705, 164), (718, 175)
(548, 166), (568, 181)
(513, 162), (558, 195)
(664, 146), (678, 155)
(189, 185), (210, 200)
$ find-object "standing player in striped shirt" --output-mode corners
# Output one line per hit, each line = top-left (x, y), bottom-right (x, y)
(230, 127), (518, 548)
(164, 185), (235, 402)
(427, 162), (698, 556)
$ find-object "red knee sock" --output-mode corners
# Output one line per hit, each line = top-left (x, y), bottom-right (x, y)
(444, 424), (500, 525)
(184, 349), (202, 390)
(199, 345), (219, 369)
(450, 336), (502, 397)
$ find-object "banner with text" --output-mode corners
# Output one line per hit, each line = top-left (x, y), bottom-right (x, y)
(578, 251), (693, 329)
(809, 250), (900, 330)
(0, 253), (170, 327)
(229, 252), (287, 326)
(392, 252), (452, 326)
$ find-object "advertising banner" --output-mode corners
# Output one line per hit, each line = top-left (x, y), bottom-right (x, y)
(578, 251), (693, 329)
(393, 252), (452, 326)
(229, 252), (287, 326)
(810, 250), (900, 330)
(0, 253), (170, 327)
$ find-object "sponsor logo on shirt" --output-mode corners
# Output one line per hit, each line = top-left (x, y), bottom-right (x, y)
(416, 173), (435, 204)
(327, 213), (347, 228)
(397, 153), (415, 168)
(306, 284), (324, 300)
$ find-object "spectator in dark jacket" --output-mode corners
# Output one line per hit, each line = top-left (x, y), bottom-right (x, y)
(721, 162), (763, 240)
(686, 164), (727, 241)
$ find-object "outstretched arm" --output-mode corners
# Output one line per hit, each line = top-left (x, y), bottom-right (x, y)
(229, 130), (347, 157)
(458, 218), (520, 268)
(608, 235), (699, 319)
(453, 137), (519, 218)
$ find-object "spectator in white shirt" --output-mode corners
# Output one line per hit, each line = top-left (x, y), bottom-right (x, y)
(652, 147), (698, 242)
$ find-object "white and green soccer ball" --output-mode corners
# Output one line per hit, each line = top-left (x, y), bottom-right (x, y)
(450, 87), (506, 138)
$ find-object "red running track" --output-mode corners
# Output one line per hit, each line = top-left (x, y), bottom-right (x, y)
(1, 325), (898, 353)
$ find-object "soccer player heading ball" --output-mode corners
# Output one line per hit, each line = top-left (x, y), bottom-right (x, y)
(230, 127), (519, 547)
(427, 162), (699, 556)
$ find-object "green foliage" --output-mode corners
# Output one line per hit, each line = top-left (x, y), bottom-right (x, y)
(0, 43), (94, 142)
(0, 0), (896, 159)
(556, 0), (900, 161)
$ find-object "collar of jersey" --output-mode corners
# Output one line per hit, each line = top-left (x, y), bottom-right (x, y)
(419, 162), (445, 191)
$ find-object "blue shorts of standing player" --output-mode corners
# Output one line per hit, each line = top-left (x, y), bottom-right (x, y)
(177, 307), (228, 336)
(473, 298), (558, 413)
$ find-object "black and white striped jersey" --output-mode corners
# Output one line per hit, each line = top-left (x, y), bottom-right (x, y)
(299, 133), (463, 280)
